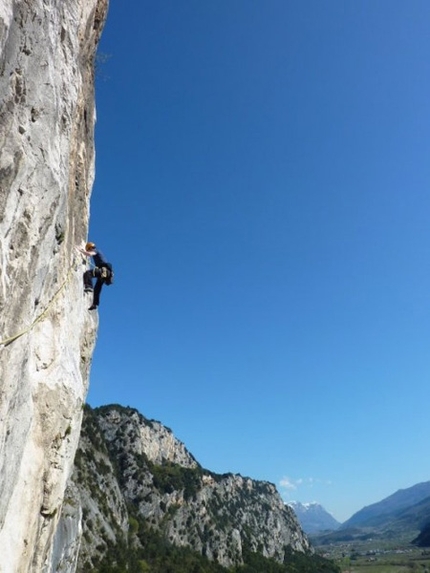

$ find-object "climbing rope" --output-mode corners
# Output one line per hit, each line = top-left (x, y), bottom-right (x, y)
(0, 259), (79, 348)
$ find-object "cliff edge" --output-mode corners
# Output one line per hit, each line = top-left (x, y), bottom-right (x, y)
(0, 0), (108, 571)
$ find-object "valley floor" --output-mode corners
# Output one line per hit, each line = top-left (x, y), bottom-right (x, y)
(316, 538), (430, 573)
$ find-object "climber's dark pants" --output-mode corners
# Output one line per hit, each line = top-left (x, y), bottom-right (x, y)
(84, 268), (105, 307)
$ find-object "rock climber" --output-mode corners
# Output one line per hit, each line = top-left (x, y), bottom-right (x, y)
(79, 242), (114, 310)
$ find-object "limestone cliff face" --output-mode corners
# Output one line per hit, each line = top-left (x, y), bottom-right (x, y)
(0, 1), (108, 571)
(70, 406), (311, 571)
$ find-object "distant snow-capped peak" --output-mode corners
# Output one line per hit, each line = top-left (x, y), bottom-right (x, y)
(287, 501), (340, 534)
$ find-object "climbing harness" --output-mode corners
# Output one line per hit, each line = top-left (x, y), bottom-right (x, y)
(0, 260), (78, 348)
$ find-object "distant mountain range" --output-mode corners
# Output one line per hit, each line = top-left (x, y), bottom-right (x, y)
(288, 502), (340, 534)
(310, 481), (430, 546)
(341, 481), (430, 530)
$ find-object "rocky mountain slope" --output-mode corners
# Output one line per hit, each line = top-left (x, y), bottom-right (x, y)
(288, 502), (340, 534)
(62, 404), (314, 571)
(0, 0), (108, 571)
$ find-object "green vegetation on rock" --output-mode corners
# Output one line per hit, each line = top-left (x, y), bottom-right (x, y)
(81, 513), (340, 573)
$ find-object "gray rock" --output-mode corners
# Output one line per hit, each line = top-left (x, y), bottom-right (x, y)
(0, 0), (108, 571)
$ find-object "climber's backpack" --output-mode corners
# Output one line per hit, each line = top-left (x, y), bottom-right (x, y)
(101, 263), (114, 285)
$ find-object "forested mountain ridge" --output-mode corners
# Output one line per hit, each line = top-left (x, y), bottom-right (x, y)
(59, 404), (340, 572)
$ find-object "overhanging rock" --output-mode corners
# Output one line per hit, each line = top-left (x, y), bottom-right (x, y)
(0, 0), (108, 570)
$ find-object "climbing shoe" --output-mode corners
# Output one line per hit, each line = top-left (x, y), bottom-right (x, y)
(88, 305), (97, 311)
(84, 287), (93, 293)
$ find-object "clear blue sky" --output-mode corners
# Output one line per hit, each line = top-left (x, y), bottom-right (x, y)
(87, 0), (430, 522)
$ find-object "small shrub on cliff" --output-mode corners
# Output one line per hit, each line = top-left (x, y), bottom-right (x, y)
(128, 516), (139, 535)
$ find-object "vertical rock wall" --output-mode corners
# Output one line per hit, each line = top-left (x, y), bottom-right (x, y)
(0, 0), (108, 571)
